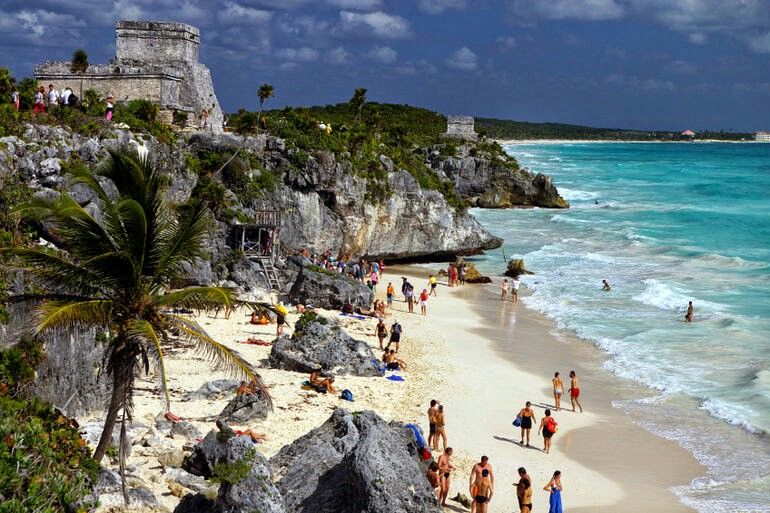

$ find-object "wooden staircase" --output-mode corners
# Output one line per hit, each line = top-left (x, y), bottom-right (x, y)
(250, 256), (281, 291)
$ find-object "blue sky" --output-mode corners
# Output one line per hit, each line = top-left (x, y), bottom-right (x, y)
(2, 0), (770, 131)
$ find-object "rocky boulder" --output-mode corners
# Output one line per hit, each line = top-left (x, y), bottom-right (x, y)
(504, 258), (535, 278)
(269, 409), (441, 513)
(289, 266), (373, 310)
(218, 392), (271, 424)
(180, 422), (285, 513)
(269, 319), (381, 377)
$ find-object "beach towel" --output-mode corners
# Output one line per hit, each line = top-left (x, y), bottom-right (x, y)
(386, 375), (405, 382)
(370, 358), (386, 375)
(513, 415), (522, 427)
(405, 423), (427, 449)
(549, 489), (563, 513)
(340, 313), (367, 320)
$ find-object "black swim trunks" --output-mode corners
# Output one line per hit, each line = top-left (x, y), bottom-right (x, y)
(277, 314), (286, 326)
(390, 333), (400, 342)
(429, 422), (436, 434)
(474, 496), (487, 504)
(521, 416), (532, 429)
(543, 427), (553, 439)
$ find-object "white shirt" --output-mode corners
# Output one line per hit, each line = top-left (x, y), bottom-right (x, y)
(48, 89), (60, 103)
(512, 279), (520, 290)
(61, 90), (71, 104)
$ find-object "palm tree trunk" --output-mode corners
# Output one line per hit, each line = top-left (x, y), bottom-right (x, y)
(93, 370), (125, 462)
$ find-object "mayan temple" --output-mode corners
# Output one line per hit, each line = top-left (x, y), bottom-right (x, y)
(35, 20), (223, 132)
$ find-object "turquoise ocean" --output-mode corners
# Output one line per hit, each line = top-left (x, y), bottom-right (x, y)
(471, 142), (770, 512)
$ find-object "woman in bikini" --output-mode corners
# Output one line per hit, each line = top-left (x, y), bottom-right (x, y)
(376, 319), (388, 349)
(434, 404), (448, 451)
(517, 401), (537, 447)
(552, 372), (564, 411)
(569, 370), (583, 413)
(437, 447), (455, 507)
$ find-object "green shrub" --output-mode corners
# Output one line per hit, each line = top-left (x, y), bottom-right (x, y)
(296, 311), (328, 333)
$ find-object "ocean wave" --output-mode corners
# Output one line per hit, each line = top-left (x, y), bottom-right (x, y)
(700, 398), (765, 435)
(632, 279), (715, 312)
(692, 253), (768, 271)
(556, 187), (599, 201)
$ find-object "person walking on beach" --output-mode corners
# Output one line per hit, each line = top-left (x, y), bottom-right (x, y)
(388, 320), (402, 352)
(538, 409), (558, 454)
(458, 262), (467, 285)
(428, 274), (438, 296)
(472, 469), (493, 512)
(370, 269), (379, 292)
(405, 282), (415, 313)
(602, 279), (612, 291)
(434, 404), (448, 451)
(511, 277), (521, 303)
(427, 400), (440, 450)
(544, 470), (563, 513)
(419, 288), (429, 316)
(437, 447), (455, 507)
(469, 456), (495, 513)
(569, 370), (583, 412)
(552, 372), (564, 411)
(501, 278), (509, 301)
(518, 401), (537, 446)
(386, 282), (395, 308)
(375, 319), (388, 350)
(275, 302), (288, 336)
(685, 301), (694, 322)
(515, 467), (532, 512)
(401, 277), (409, 302)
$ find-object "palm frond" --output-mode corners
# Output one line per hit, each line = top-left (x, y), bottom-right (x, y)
(153, 202), (211, 282)
(164, 314), (271, 407)
(153, 287), (235, 312)
(34, 299), (115, 335)
(126, 319), (170, 410)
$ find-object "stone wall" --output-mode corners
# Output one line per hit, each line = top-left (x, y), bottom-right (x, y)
(445, 115), (477, 140)
(116, 21), (200, 66)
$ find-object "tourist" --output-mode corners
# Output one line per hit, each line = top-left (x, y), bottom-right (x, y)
(685, 301), (694, 322)
(602, 279), (611, 291)
(472, 469), (493, 512)
(275, 302), (288, 336)
(501, 278), (509, 301)
(419, 288), (429, 316)
(469, 456), (495, 513)
(236, 380), (253, 396)
(405, 281), (415, 313)
(552, 371), (564, 411)
(427, 461), (441, 500)
(428, 274), (438, 296)
(388, 320), (402, 352)
(199, 108), (209, 130)
(33, 86), (45, 114)
(517, 401), (537, 446)
(383, 349), (407, 370)
(386, 282), (395, 308)
(569, 370), (583, 412)
(370, 269), (379, 292)
(376, 319), (388, 349)
(437, 447), (455, 507)
(538, 409), (558, 454)
(401, 277), (409, 301)
(11, 88), (20, 111)
(314, 375), (337, 394)
(447, 263), (454, 287)
(47, 84), (59, 110)
(427, 400), (439, 450)
(544, 470), (563, 513)
(458, 262), (467, 285)
(515, 467), (531, 512)
(450, 264), (458, 287)
(434, 404), (447, 451)
(511, 276), (520, 303)
(61, 87), (72, 107)
(519, 478), (532, 513)
(105, 95), (114, 124)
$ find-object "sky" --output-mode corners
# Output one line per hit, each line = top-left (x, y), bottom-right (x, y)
(2, 0), (770, 132)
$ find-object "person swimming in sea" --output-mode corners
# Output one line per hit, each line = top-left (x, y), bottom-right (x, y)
(685, 301), (694, 322)
(602, 279), (611, 291)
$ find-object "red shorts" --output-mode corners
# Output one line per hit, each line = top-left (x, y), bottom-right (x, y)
(571, 388), (580, 398)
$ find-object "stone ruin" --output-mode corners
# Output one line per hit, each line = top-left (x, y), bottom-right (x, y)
(35, 20), (223, 132)
(444, 115), (478, 140)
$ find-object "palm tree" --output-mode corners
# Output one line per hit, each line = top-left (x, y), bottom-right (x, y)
(256, 83), (275, 134)
(350, 87), (367, 123)
(70, 49), (89, 101)
(2, 148), (270, 498)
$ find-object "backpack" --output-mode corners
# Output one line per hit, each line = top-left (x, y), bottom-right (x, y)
(68, 93), (78, 106)
(340, 389), (354, 402)
(392, 323), (401, 335)
(546, 417), (558, 433)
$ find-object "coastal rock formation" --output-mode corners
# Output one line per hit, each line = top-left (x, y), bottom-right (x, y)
(181, 424), (285, 513)
(429, 153), (568, 208)
(289, 265), (373, 309)
(269, 409), (441, 513)
(505, 258), (535, 278)
(269, 319), (381, 377)
(218, 391), (271, 423)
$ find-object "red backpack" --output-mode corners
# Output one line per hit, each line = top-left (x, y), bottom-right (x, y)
(546, 417), (558, 433)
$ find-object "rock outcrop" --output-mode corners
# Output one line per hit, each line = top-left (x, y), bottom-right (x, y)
(270, 409), (441, 513)
(505, 258), (535, 278)
(218, 392), (271, 424)
(269, 319), (381, 377)
(289, 264), (373, 310)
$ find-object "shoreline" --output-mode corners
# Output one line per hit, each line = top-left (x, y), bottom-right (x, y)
(495, 138), (761, 145)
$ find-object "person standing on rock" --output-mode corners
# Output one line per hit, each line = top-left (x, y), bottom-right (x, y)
(388, 320), (402, 352)
(437, 447), (455, 507)
(469, 456), (495, 513)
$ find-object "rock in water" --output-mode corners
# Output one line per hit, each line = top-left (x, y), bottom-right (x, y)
(180, 426), (285, 513)
(504, 258), (535, 278)
(218, 392), (271, 423)
(269, 320), (381, 376)
(289, 266), (373, 310)
(269, 409), (442, 513)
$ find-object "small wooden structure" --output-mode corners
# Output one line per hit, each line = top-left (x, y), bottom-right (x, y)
(232, 209), (282, 290)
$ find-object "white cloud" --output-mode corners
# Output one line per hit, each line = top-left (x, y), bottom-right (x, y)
(511, 0), (624, 21)
(446, 46), (478, 71)
(689, 32), (707, 44)
(664, 59), (698, 76)
(747, 32), (770, 53)
(218, 2), (272, 24)
(338, 10), (411, 38)
(606, 73), (676, 92)
(497, 36), (517, 49)
(327, 0), (382, 9)
(275, 47), (319, 62)
(366, 45), (397, 64)
(328, 46), (352, 65)
(418, 0), (467, 15)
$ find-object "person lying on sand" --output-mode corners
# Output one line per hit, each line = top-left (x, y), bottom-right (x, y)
(236, 378), (260, 396)
(235, 428), (267, 444)
(249, 311), (270, 325)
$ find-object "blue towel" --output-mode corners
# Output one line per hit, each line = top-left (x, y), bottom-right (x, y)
(386, 375), (405, 382)
(370, 359), (386, 375)
(549, 489), (563, 513)
(405, 423), (427, 449)
(513, 415), (522, 427)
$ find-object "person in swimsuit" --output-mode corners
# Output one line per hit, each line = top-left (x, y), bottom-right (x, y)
(426, 462), (441, 500)
(544, 470), (563, 513)
(429, 275), (438, 296)
(685, 301), (694, 322)
(569, 370), (583, 412)
(376, 319), (388, 350)
(602, 279), (611, 291)
(472, 469), (493, 512)
(515, 467), (531, 512)
(434, 405), (448, 451)
(275, 302), (288, 336)
(501, 279), (509, 301)
(386, 282), (395, 308)
(469, 456), (495, 513)
(383, 349), (407, 370)
(427, 400), (439, 450)
(552, 371), (564, 411)
(388, 320), (402, 352)
(538, 409), (557, 454)
(419, 288), (429, 316)
(517, 401), (537, 446)
(519, 477), (532, 513)
(437, 447), (455, 506)
(511, 277), (520, 303)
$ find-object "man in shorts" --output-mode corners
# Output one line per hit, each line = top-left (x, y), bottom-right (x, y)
(472, 469), (493, 512)
(469, 456), (495, 513)
(388, 320), (402, 352)
(429, 274), (438, 296)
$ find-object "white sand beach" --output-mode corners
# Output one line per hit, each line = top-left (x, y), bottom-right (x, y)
(95, 267), (704, 513)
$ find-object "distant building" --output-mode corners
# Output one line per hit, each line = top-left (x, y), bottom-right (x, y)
(755, 131), (770, 142)
(681, 129), (696, 137)
(35, 21), (223, 132)
(445, 115), (478, 140)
